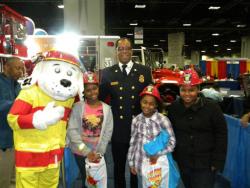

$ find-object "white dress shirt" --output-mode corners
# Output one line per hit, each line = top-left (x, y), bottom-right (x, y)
(119, 61), (133, 75)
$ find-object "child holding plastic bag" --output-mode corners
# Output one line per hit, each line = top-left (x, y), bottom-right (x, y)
(67, 72), (113, 188)
(127, 85), (179, 188)
(143, 129), (180, 188)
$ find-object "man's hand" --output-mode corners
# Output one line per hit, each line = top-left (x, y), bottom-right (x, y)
(211, 166), (217, 172)
(240, 112), (250, 128)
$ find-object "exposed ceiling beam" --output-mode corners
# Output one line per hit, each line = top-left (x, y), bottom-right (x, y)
(110, 27), (250, 32)
(168, 0), (203, 25)
(1, 0), (62, 2)
(105, 0), (186, 4)
(218, 0), (244, 13)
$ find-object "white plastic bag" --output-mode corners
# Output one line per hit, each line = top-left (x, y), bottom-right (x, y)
(85, 156), (107, 188)
(141, 155), (169, 188)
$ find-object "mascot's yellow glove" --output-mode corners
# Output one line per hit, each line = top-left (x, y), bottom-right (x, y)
(32, 101), (65, 130)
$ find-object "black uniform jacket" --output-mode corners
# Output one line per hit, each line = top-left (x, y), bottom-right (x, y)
(99, 63), (152, 143)
(168, 97), (227, 170)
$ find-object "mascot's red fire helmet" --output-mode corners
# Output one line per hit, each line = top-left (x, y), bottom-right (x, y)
(83, 71), (99, 84)
(139, 85), (162, 102)
(178, 68), (203, 86)
(44, 50), (81, 68)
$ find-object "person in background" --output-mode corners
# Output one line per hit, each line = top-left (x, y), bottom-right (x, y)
(67, 72), (113, 188)
(99, 37), (152, 188)
(169, 65), (175, 71)
(127, 85), (176, 187)
(0, 56), (24, 188)
(168, 69), (227, 188)
(240, 82), (250, 127)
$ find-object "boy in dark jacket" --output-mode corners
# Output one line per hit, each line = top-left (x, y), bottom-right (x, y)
(168, 69), (227, 188)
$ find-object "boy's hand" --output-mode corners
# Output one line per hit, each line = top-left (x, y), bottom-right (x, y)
(130, 167), (137, 175)
(149, 155), (159, 164)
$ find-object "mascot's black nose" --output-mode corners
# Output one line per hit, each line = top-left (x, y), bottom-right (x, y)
(60, 79), (72, 87)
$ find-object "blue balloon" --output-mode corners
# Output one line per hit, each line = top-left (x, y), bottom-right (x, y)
(34, 28), (48, 35)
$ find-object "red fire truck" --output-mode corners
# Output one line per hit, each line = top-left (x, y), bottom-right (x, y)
(0, 4), (27, 57)
(0, 4), (28, 72)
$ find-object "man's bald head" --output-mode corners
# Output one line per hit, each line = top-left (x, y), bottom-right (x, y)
(3, 57), (24, 80)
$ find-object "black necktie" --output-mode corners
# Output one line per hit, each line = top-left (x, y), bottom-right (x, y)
(122, 64), (127, 76)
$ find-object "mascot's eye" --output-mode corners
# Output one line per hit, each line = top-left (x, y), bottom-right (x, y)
(67, 70), (72, 76)
(55, 67), (60, 73)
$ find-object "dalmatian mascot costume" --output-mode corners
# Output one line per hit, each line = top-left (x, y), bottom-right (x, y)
(7, 50), (85, 188)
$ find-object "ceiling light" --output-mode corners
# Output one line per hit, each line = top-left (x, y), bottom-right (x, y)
(227, 48), (232, 51)
(236, 24), (246, 28)
(160, 40), (166, 42)
(129, 23), (138, 26)
(127, 33), (133, 36)
(154, 44), (159, 47)
(201, 50), (206, 53)
(215, 50), (219, 53)
(230, 40), (237, 43)
(183, 23), (191, 27)
(213, 44), (219, 47)
(201, 55), (208, 60)
(212, 33), (220, 36)
(208, 6), (221, 10)
(184, 44), (189, 47)
(57, 4), (64, 8)
(135, 4), (146, 8)
(196, 40), (202, 43)
(100, 36), (120, 39)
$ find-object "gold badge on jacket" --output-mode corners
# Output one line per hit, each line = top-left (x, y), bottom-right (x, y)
(139, 75), (144, 83)
(111, 81), (119, 86)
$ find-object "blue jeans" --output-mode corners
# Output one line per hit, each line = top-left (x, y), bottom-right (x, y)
(137, 175), (142, 188)
(74, 154), (86, 188)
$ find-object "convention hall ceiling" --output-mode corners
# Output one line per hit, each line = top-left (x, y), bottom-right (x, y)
(2, 0), (250, 56)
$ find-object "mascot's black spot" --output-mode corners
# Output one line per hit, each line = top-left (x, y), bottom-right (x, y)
(22, 78), (32, 86)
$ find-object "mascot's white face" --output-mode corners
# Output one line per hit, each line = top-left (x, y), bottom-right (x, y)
(37, 60), (82, 101)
